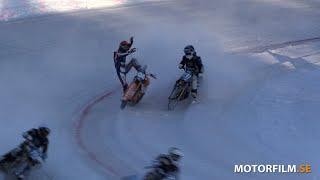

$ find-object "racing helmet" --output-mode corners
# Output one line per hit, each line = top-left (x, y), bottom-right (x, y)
(184, 45), (195, 56)
(120, 41), (131, 51)
(168, 147), (183, 162)
(184, 45), (196, 60)
(38, 126), (50, 137)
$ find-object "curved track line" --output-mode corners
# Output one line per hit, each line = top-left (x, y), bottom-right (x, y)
(74, 89), (120, 178)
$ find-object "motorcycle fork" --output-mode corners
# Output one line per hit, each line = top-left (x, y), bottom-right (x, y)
(177, 86), (187, 100)
(176, 81), (189, 100)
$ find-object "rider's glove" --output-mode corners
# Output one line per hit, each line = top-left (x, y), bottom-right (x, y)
(178, 64), (184, 69)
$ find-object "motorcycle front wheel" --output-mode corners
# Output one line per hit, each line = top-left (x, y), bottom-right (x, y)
(168, 85), (181, 111)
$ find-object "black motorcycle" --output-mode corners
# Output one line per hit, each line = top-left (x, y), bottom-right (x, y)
(144, 167), (176, 180)
(168, 70), (193, 110)
(0, 141), (44, 179)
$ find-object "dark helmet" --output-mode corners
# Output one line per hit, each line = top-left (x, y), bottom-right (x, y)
(38, 127), (50, 137)
(168, 147), (183, 162)
(119, 41), (131, 51)
(184, 45), (195, 56)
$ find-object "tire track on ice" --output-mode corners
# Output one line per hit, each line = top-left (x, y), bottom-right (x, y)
(74, 89), (121, 178)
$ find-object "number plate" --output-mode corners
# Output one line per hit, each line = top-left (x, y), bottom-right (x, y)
(137, 72), (146, 79)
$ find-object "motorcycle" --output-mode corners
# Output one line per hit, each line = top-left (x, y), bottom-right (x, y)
(0, 141), (44, 179)
(144, 167), (176, 180)
(121, 66), (156, 109)
(168, 70), (193, 110)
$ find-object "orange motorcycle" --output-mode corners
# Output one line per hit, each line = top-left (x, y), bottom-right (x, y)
(121, 66), (156, 109)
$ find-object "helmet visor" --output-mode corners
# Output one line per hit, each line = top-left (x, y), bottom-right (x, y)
(184, 48), (194, 55)
(171, 154), (181, 161)
(39, 127), (50, 137)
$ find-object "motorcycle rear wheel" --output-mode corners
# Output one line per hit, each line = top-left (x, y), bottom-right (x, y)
(120, 100), (128, 110)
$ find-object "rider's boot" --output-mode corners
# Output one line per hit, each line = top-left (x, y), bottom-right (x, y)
(191, 89), (197, 98)
(15, 161), (32, 180)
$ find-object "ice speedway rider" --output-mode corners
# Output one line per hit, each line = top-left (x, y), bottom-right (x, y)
(145, 147), (183, 180)
(0, 126), (50, 179)
(178, 45), (204, 98)
(114, 36), (143, 93)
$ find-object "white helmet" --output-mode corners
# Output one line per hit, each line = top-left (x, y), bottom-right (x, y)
(168, 147), (183, 161)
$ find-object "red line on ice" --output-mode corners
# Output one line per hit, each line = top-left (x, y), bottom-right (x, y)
(74, 89), (120, 178)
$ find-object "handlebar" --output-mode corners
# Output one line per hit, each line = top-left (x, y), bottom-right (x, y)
(148, 73), (157, 79)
